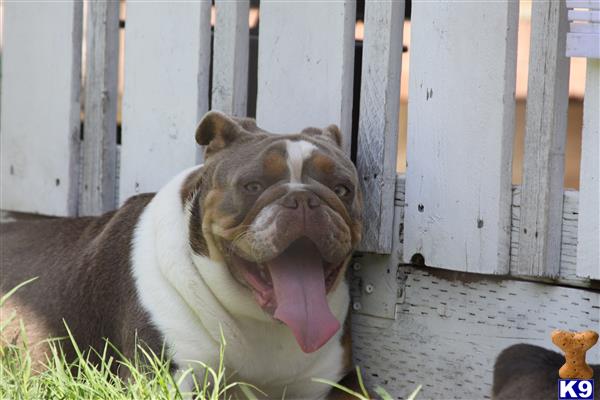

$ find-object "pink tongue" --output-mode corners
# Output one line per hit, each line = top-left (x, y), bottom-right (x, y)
(266, 239), (340, 353)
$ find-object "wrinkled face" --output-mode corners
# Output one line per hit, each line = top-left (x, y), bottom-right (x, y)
(195, 112), (362, 353)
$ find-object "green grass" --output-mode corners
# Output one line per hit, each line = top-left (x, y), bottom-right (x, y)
(1, 280), (418, 399)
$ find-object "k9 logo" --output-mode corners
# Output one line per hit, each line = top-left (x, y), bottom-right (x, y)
(558, 379), (594, 399)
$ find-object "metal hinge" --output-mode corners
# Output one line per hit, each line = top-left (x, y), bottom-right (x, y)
(350, 253), (407, 320)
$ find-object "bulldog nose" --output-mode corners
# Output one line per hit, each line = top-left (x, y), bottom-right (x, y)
(281, 191), (321, 209)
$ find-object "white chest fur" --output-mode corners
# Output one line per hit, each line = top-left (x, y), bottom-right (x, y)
(131, 166), (349, 399)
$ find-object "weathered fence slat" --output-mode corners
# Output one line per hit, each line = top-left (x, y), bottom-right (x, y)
(568, 9), (600, 23)
(566, 0), (600, 9)
(403, 1), (519, 274)
(515, 0), (571, 277)
(570, 22), (600, 34)
(0, 2), (83, 216)
(119, 3), (211, 203)
(576, 59), (600, 280)
(356, 0), (405, 254)
(256, 1), (355, 153)
(212, 0), (249, 117)
(79, 1), (120, 216)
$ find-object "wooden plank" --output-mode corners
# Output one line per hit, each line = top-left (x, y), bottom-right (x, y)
(511, 188), (591, 286)
(403, 2), (519, 273)
(119, 3), (211, 203)
(567, 0), (600, 9)
(396, 175), (593, 288)
(570, 22), (600, 33)
(576, 59), (600, 279)
(0, 2), (83, 216)
(568, 9), (600, 22)
(352, 266), (600, 399)
(567, 32), (600, 58)
(211, 0), (249, 117)
(79, 1), (120, 216)
(355, 0), (405, 254)
(256, 1), (355, 154)
(516, 0), (571, 277)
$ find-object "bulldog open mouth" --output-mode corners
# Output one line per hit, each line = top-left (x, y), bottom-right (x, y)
(1, 111), (364, 399)
(230, 237), (343, 353)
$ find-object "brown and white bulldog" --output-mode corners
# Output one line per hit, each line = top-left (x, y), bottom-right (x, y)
(0, 111), (363, 398)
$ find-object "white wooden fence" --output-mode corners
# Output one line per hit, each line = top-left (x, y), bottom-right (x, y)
(1, 1), (599, 397)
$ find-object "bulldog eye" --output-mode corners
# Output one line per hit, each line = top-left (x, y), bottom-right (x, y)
(244, 181), (263, 193)
(333, 184), (350, 198)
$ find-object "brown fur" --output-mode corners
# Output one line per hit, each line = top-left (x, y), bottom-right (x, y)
(0, 194), (163, 374)
(2, 112), (363, 397)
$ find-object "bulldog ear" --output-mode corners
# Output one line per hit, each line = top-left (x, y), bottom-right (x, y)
(322, 124), (343, 147)
(195, 111), (248, 156)
(301, 125), (343, 148)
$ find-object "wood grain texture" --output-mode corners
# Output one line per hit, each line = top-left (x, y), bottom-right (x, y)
(355, 0), (405, 254)
(511, 188), (592, 286)
(211, 0), (249, 117)
(79, 1), (120, 216)
(119, 2), (211, 203)
(576, 60), (600, 279)
(0, 2), (83, 216)
(256, 1), (355, 153)
(403, 1), (519, 274)
(395, 176), (593, 288)
(516, 0), (570, 277)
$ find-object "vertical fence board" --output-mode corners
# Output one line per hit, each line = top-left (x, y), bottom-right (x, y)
(0, 2), (82, 216)
(256, 1), (355, 153)
(119, 2), (211, 203)
(79, 1), (120, 216)
(212, 0), (248, 117)
(515, 0), (570, 277)
(576, 59), (600, 280)
(356, 0), (404, 254)
(403, 1), (519, 273)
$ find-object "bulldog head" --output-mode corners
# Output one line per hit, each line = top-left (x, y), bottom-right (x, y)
(189, 111), (362, 353)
